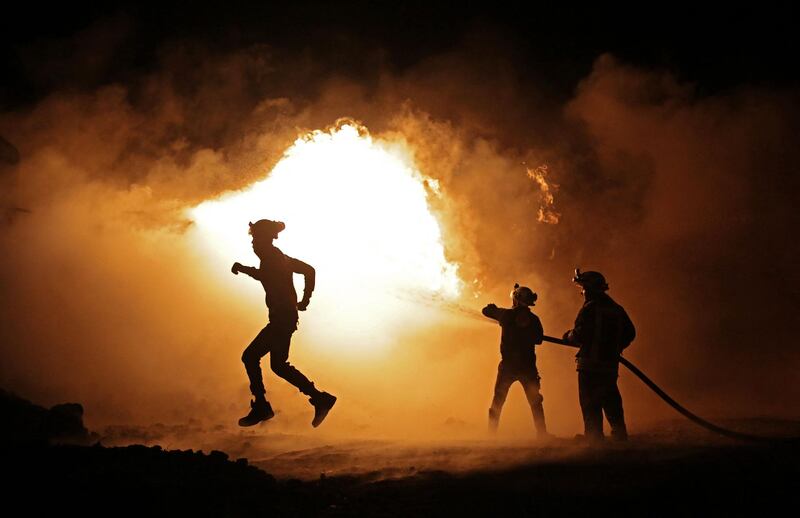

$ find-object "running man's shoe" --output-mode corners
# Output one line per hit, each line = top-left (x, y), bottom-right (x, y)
(238, 399), (275, 427)
(309, 392), (337, 428)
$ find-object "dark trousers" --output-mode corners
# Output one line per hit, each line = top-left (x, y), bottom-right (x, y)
(489, 361), (547, 433)
(578, 370), (627, 439)
(241, 319), (317, 399)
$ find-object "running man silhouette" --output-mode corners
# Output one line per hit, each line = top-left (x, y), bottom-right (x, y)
(232, 219), (336, 427)
(482, 283), (550, 438)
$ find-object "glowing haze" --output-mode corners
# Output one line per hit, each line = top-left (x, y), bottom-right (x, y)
(190, 123), (462, 353)
(1, 42), (798, 439)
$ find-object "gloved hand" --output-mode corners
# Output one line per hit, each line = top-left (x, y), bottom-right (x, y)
(562, 330), (574, 343)
(231, 262), (243, 275)
(297, 299), (310, 311)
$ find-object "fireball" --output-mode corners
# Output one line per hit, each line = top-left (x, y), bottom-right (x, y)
(190, 123), (461, 352)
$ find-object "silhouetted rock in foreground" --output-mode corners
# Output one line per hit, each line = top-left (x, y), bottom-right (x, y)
(2, 389), (798, 516)
(3, 443), (301, 516)
(0, 389), (92, 444)
(0, 389), (332, 515)
(4, 438), (798, 516)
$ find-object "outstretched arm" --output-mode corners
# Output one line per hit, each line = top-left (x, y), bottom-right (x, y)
(231, 262), (260, 280)
(482, 303), (501, 321)
(287, 256), (315, 310)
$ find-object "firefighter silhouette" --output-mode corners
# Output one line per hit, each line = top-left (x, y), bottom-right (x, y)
(482, 284), (549, 438)
(563, 269), (635, 441)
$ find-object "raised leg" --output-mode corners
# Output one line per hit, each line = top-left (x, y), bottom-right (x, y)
(241, 326), (271, 397)
(267, 323), (319, 397)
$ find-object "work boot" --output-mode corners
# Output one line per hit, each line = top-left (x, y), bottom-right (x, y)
(309, 392), (337, 428)
(573, 433), (604, 444)
(238, 399), (274, 427)
(488, 408), (501, 434)
(532, 413), (548, 439)
(537, 430), (555, 442)
(610, 428), (628, 442)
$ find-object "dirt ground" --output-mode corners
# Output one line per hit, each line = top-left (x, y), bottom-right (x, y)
(61, 419), (800, 515)
(4, 389), (798, 516)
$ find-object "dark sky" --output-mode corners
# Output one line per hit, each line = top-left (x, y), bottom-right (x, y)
(2, 2), (797, 109)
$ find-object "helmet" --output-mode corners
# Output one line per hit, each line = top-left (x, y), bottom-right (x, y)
(249, 219), (285, 239)
(511, 283), (538, 307)
(572, 268), (609, 292)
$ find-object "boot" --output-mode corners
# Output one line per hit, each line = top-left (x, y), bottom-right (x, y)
(537, 430), (555, 441)
(573, 433), (604, 444)
(532, 407), (549, 440)
(488, 409), (500, 434)
(610, 428), (628, 442)
(309, 392), (337, 428)
(238, 399), (274, 427)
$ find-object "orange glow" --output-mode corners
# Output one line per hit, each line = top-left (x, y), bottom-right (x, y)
(189, 123), (462, 353)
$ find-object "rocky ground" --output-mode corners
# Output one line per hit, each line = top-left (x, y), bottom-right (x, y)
(3, 389), (798, 516)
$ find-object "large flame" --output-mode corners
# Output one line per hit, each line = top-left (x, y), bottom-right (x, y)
(189, 123), (461, 353)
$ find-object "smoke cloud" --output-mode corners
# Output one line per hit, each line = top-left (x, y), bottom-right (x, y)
(1, 20), (798, 443)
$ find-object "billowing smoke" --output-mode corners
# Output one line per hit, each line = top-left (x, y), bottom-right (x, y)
(1, 19), (798, 443)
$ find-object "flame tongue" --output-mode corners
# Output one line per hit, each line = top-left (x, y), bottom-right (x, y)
(527, 165), (560, 225)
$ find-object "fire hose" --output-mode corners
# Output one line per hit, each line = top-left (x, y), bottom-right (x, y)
(540, 334), (778, 442)
(418, 294), (789, 442)
(406, 293), (800, 443)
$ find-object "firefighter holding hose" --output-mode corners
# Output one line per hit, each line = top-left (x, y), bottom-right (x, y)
(563, 269), (635, 441)
(483, 283), (550, 439)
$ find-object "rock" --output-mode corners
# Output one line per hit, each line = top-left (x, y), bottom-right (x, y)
(0, 389), (91, 444)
